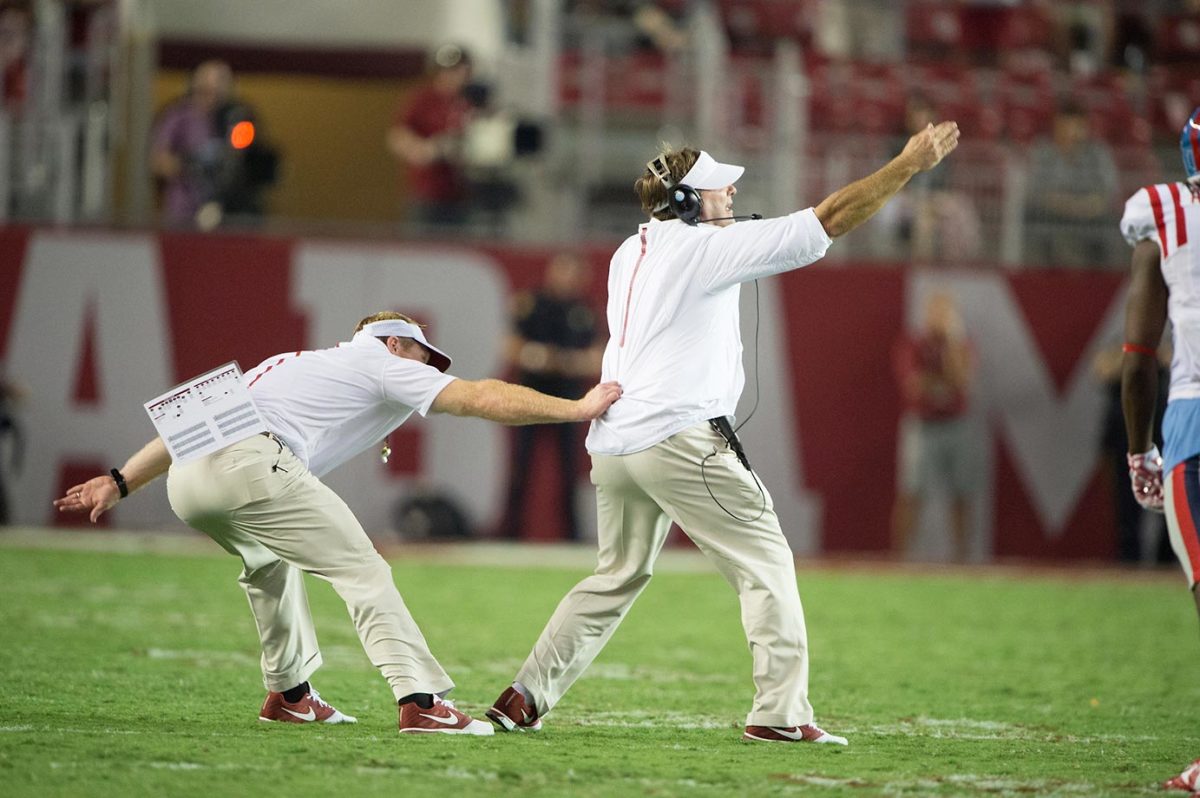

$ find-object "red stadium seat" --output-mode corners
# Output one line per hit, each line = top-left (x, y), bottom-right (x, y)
(1069, 71), (1140, 145)
(556, 50), (669, 113)
(1148, 65), (1200, 139)
(1158, 14), (1200, 62)
(718, 0), (815, 54)
(907, 1), (964, 60)
(1114, 144), (1166, 201)
(996, 6), (1054, 53)
(995, 68), (1055, 145)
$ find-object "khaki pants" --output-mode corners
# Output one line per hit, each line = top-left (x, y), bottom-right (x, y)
(166, 434), (453, 700)
(515, 422), (813, 727)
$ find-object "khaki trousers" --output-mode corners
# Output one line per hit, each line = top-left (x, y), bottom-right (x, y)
(515, 422), (814, 727)
(166, 434), (453, 700)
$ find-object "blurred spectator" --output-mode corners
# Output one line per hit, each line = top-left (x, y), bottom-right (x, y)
(457, 81), (525, 237)
(1048, 0), (1114, 77)
(0, 2), (30, 113)
(1092, 344), (1173, 564)
(387, 43), (475, 232)
(631, 2), (690, 54)
(1110, 5), (1155, 72)
(877, 93), (982, 263)
(150, 60), (278, 229)
(0, 372), (26, 524)
(564, 0), (686, 52)
(1024, 99), (1118, 267)
(499, 252), (602, 540)
(815, 0), (905, 62)
(891, 292), (978, 562)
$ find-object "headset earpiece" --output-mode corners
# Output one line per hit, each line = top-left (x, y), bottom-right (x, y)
(669, 183), (702, 226)
(648, 155), (702, 226)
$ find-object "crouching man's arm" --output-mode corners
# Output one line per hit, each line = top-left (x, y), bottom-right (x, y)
(432, 379), (622, 424)
(53, 437), (172, 522)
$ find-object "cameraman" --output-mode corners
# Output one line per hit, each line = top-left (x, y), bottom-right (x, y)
(150, 60), (277, 229)
(387, 44), (475, 232)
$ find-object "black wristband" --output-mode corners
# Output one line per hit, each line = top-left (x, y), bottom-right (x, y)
(110, 468), (129, 499)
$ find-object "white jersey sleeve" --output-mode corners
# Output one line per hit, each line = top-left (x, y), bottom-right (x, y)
(1121, 186), (1164, 248)
(379, 358), (456, 417)
(696, 208), (833, 293)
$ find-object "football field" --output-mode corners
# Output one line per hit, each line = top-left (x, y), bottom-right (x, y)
(1, 529), (1196, 797)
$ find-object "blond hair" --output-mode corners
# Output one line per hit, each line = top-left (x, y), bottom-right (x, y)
(634, 145), (700, 220)
(353, 311), (422, 335)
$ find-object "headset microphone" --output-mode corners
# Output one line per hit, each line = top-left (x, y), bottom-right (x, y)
(696, 213), (763, 224)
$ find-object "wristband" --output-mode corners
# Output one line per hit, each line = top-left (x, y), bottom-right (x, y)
(1122, 342), (1157, 357)
(110, 468), (129, 499)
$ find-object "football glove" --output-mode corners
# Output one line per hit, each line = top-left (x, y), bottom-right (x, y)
(1127, 447), (1165, 514)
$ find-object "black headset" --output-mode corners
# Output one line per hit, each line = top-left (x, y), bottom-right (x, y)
(648, 156), (703, 226)
(668, 183), (703, 225)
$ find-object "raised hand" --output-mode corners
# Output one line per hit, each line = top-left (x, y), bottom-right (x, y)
(901, 121), (961, 172)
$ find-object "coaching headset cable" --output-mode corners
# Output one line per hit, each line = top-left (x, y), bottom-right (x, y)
(734, 278), (761, 435)
(700, 278), (767, 522)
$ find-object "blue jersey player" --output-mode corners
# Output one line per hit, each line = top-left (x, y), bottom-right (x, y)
(1120, 106), (1200, 794)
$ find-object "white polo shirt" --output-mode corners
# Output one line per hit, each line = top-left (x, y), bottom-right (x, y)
(245, 332), (456, 477)
(586, 209), (832, 456)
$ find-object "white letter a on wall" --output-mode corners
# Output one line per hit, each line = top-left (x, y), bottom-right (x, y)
(9, 232), (174, 526)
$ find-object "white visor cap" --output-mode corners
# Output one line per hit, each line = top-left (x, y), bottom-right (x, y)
(678, 150), (744, 190)
(360, 319), (452, 373)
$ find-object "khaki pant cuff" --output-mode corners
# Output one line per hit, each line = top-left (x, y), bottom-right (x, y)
(746, 711), (813, 728)
(263, 651), (323, 693)
(513, 670), (550, 715)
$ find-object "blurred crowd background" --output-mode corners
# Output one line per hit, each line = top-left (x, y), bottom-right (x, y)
(0, 0), (1197, 267)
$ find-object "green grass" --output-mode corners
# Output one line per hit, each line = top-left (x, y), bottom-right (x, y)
(0, 537), (1196, 797)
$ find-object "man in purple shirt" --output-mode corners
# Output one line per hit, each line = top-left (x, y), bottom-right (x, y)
(150, 60), (232, 228)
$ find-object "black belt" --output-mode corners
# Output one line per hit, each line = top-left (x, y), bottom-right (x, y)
(708, 416), (751, 471)
(260, 431), (284, 452)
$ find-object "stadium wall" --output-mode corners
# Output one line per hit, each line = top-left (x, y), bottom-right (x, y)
(0, 225), (1127, 561)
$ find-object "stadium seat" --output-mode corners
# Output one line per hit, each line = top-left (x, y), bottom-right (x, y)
(557, 50), (669, 113)
(718, 0), (815, 55)
(1158, 14), (1200, 63)
(1114, 145), (1166, 202)
(906, 1), (964, 61)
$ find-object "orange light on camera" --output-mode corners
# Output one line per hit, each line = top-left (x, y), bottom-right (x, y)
(230, 121), (255, 150)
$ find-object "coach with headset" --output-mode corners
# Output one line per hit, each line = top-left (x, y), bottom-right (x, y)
(487, 122), (960, 743)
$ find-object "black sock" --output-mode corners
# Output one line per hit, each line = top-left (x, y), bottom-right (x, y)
(397, 692), (435, 709)
(281, 682), (309, 703)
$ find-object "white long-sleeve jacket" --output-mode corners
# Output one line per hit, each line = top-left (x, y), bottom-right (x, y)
(586, 209), (832, 455)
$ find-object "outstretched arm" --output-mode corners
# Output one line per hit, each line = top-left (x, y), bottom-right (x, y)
(1121, 240), (1168, 453)
(431, 379), (621, 424)
(53, 437), (172, 523)
(814, 121), (960, 238)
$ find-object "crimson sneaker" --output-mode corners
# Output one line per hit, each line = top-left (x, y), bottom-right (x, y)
(258, 688), (357, 724)
(743, 722), (848, 745)
(1164, 758), (1200, 791)
(485, 685), (542, 732)
(398, 696), (494, 735)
